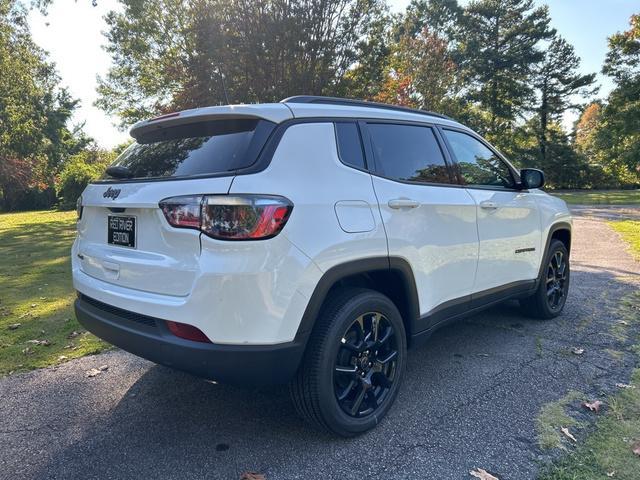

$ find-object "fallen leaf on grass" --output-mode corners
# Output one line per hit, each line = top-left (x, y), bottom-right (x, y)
(561, 427), (577, 443)
(470, 468), (499, 480)
(67, 331), (81, 339)
(7, 323), (21, 330)
(22, 347), (33, 355)
(26, 339), (51, 346)
(240, 473), (266, 480)
(615, 383), (635, 389)
(582, 400), (603, 413)
(30, 303), (37, 308)
(607, 471), (615, 477)
(571, 347), (584, 355)
(86, 368), (103, 378)
(632, 441), (640, 456)
(58, 355), (67, 361)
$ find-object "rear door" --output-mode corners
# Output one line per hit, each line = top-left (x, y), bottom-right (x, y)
(440, 127), (542, 294)
(364, 122), (479, 331)
(76, 118), (275, 297)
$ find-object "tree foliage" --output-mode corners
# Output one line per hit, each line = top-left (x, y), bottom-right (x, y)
(0, 0), (86, 210)
(96, 0), (387, 125)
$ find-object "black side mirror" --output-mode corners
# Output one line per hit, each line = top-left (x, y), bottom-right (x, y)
(520, 168), (544, 189)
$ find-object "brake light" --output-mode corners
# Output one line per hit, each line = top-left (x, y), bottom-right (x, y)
(166, 321), (212, 343)
(159, 195), (293, 240)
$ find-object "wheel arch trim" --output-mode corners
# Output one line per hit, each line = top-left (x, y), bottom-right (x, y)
(293, 256), (420, 347)
(538, 221), (572, 280)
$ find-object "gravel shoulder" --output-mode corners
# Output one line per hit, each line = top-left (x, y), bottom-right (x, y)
(1, 215), (638, 480)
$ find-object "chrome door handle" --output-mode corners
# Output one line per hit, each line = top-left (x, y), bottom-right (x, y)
(479, 201), (499, 209)
(388, 198), (420, 209)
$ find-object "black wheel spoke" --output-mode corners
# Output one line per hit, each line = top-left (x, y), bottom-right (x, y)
(376, 326), (392, 347)
(336, 379), (356, 401)
(350, 384), (367, 416)
(334, 310), (399, 419)
(335, 365), (357, 375)
(340, 337), (363, 353)
(378, 350), (397, 365)
(372, 371), (392, 389)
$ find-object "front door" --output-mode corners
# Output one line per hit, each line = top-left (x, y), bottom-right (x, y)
(440, 128), (542, 294)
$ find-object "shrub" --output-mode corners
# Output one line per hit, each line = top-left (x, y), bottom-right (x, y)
(57, 149), (116, 209)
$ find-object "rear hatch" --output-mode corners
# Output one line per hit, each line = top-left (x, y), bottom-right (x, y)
(76, 115), (279, 297)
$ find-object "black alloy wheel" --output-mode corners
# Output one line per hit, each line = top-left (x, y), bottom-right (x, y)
(520, 239), (570, 319)
(546, 250), (568, 310)
(333, 312), (399, 418)
(290, 288), (407, 436)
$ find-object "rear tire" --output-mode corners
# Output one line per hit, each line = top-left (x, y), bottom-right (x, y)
(520, 239), (570, 319)
(290, 288), (407, 437)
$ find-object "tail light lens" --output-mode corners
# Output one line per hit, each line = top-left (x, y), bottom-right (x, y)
(76, 195), (83, 220)
(159, 194), (293, 240)
(166, 320), (212, 343)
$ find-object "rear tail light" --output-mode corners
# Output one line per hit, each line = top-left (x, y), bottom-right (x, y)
(159, 194), (293, 240)
(166, 321), (212, 343)
(76, 195), (83, 220)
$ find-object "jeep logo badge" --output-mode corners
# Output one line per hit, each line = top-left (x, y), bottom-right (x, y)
(103, 187), (121, 200)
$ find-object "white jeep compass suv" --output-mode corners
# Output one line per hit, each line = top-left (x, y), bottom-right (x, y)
(72, 96), (572, 436)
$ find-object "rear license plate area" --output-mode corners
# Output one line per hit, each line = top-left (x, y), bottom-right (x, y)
(108, 215), (136, 248)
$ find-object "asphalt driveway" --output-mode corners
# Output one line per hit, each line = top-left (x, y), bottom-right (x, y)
(1, 214), (639, 480)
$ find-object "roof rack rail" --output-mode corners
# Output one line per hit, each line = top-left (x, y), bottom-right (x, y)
(280, 95), (452, 120)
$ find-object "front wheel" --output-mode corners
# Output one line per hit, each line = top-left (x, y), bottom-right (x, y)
(520, 239), (570, 319)
(290, 288), (407, 436)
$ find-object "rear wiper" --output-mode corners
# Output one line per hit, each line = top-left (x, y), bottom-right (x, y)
(106, 165), (133, 179)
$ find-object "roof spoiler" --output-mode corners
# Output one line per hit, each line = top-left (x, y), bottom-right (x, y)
(129, 103), (293, 140)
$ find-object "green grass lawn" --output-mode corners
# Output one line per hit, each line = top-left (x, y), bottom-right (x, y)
(610, 220), (640, 260)
(551, 189), (640, 205)
(0, 210), (109, 376)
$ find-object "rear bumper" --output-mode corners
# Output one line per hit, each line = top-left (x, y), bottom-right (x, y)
(74, 294), (305, 386)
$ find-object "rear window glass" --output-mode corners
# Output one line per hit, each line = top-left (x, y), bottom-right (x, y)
(335, 122), (366, 169)
(102, 119), (274, 180)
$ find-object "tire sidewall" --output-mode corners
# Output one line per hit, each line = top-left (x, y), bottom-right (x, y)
(316, 292), (407, 436)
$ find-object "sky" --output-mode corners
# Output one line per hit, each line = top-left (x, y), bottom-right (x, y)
(28, 0), (639, 148)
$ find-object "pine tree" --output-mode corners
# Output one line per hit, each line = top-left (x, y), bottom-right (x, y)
(533, 36), (596, 164)
(457, 0), (552, 146)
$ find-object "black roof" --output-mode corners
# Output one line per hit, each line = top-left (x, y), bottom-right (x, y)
(280, 96), (451, 120)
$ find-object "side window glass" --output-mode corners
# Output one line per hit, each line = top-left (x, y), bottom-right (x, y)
(443, 129), (515, 188)
(335, 122), (366, 169)
(367, 124), (451, 184)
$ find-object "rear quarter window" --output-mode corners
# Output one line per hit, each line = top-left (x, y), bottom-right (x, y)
(335, 122), (366, 169)
(101, 119), (275, 181)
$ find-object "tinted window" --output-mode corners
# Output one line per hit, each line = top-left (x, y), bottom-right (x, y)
(367, 124), (451, 184)
(335, 122), (365, 169)
(443, 129), (515, 188)
(102, 119), (274, 180)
